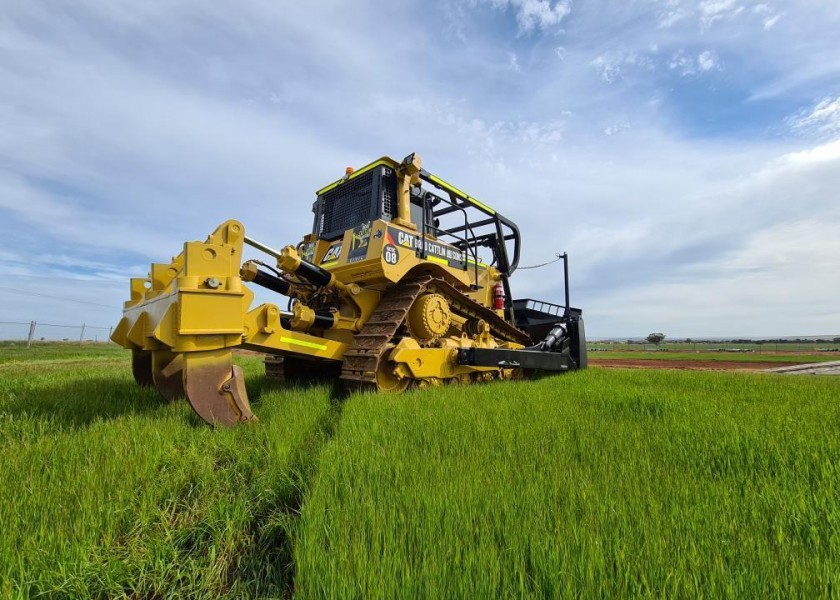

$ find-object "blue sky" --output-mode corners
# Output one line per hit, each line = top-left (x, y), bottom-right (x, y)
(1, 0), (839, 338)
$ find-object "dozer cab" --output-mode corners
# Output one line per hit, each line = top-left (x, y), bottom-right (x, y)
(112, 153), (587, 426)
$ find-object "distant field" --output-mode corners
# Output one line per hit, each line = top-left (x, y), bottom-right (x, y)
(0, 341), (124, 365)
(1, 345), (838, 598)
(589, 341), (840, 353)
(590, 350), (836, 363)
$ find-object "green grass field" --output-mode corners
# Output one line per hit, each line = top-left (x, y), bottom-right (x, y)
(1, 345), (838, 598)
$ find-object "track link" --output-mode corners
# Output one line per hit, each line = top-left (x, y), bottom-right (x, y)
(340, 275), (432, 393)
(339, 273), (531, 393)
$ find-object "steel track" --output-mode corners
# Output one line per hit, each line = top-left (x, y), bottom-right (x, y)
(340, 274), (531, 392)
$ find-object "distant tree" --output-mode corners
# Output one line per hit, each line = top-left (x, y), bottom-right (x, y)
(834, 337), (840, 344)
(646, 333), (666, 345)
(685, 338), (692, 344)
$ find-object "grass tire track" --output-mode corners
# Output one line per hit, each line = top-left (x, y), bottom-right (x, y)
(232, 384), (346, 598)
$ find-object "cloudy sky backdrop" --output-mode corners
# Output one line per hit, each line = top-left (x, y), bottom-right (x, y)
(1, 0), (838, 338)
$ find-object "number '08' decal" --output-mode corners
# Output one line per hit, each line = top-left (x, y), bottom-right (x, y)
(383, 244), (399, 265)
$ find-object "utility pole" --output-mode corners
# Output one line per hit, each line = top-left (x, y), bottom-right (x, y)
(27, 321), (36, 348)
(79, 323), (86, 345)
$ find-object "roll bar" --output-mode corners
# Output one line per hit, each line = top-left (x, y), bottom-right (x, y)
(417, 168), (521, 276)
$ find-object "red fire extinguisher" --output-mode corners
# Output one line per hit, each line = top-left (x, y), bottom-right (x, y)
(492, 282), (506, 310)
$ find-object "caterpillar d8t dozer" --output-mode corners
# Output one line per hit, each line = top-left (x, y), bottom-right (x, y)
(112, 153), (587, 426)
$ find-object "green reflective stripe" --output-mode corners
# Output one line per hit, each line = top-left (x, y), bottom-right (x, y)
(316, 159), (397, 196)
(428, 174), (467, 198)
(465, 196), (495, 214)
(427, 174), (496, 215)
(280, 336), (328, 351)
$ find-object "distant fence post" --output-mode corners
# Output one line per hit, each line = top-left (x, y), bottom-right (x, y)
(79, 323), (86, 345)
(108, 326), (113, 342)
(27, 320), (37, 348)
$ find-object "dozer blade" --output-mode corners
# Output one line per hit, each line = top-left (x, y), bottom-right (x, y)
(152, 350), (185, 402)
(183, 349), (256, 427)
(131, 349), (154, 387)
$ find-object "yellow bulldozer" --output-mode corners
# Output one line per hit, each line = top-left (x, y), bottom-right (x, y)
(112, 153), (587, 426)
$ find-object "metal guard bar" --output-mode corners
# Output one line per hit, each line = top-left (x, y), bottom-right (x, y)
(419, 168), (522, 275)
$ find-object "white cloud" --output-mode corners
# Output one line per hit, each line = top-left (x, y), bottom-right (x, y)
(668, 49), (721, 75)
(591, 46), (719, 84)
(591, 55), (622, 83)
(577, 137), (840, 336)
(603, 121), (631, 136)
(475, 0), (572, 32)
(763, 13), (781, 29)
(750, 3), (782, 29)
(514, 0), (572, 31)
(658, 0), (783, 31)
(697, 50), (720, 71)
(515, 120), (565, 143)
(788, 96), (840, 139)
(668, 51), (694, 75)
(595, 218), (840, 337)
(782, 137), (840, 165)
(699, 0), (744, 27)
(590, 51), (654, 83)
(659, 8), (690, 28)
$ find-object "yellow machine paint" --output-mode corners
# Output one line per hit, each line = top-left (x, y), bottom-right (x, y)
(113, 153), (586, 426)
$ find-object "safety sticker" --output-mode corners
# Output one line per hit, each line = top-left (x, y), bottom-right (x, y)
(300, 242), (316, 264)
(347, 222), (372, 263)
